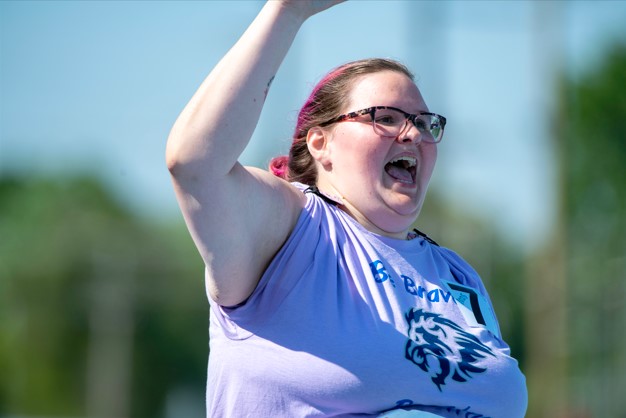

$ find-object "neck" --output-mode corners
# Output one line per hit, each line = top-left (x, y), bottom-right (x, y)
(315, 183), (410, 240)
(338, 200), (410, 240)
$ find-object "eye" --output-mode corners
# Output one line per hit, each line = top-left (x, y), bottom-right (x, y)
(375, 109), (403, 126)
(414, 117), (429, 131)
(376, 115), (396, 125)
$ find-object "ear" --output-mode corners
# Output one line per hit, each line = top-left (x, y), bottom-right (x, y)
(306, 126), (332, 167)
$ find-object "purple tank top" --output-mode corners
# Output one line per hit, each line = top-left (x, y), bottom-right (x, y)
(206, 184), (527, 417)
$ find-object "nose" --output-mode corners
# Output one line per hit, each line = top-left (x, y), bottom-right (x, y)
(396, 120), (422, 144)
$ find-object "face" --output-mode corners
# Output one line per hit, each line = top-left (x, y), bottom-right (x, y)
(312, 71), (438, 238)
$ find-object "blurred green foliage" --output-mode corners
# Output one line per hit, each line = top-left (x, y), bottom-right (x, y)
(0, 176), (207, 417)
(558, 43), (626, 416)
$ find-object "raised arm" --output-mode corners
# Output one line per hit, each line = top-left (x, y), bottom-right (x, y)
(166, 1), (343, 307)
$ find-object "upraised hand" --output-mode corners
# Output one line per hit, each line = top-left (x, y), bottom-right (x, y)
(275, 0), (347, 22)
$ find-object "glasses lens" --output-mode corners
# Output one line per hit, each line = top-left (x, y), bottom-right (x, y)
(372, 108), (406, 138)
(418, 115), (443, 143)
(373, 108), (443, 142)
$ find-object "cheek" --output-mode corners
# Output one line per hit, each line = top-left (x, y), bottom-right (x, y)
(340, 155), (380, 188)
(361, 149), (385, 175)
(333, 134), (385, 177)
(420, 145), (438, 176)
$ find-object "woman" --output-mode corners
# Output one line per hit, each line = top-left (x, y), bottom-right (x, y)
(166, 1), (527, 417)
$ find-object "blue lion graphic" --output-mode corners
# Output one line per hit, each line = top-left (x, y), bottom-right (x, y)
(405, 308), (495, 391)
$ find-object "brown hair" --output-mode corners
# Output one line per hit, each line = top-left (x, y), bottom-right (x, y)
(268, 58), (414, 185)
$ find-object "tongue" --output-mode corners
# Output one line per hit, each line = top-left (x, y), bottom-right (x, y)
(385, 164), (413, 183)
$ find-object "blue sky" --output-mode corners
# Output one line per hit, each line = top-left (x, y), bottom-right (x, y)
(2, 1), (626, 246)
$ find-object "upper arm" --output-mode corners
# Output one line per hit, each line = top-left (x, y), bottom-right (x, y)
(170, 163), (306, 307)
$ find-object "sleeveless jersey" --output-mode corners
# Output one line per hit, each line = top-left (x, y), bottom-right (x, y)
(206, 184), (527, 417)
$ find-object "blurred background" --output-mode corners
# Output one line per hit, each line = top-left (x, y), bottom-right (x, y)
(1, 1), (625, 417)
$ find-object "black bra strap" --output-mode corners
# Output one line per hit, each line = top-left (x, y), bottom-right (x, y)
(410, 228), (439, 246)
(304, 185), (340, 206)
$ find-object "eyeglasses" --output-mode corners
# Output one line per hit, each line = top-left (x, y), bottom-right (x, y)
(320, 106), (447, 143)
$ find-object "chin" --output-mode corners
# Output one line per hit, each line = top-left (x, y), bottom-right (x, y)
(375, 207), (421, 236)
(386, 194), (423, 218)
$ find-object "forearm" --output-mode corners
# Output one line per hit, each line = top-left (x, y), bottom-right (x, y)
(166, 1), (306, 177)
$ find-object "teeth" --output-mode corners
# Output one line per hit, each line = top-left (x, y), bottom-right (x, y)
(389, 156), (417, 168)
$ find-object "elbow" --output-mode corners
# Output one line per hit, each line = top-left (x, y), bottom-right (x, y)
(165, 143), (181, 175)
(165, 125), (229, 179)
(165, 133), (216, 180)
(165, 128), (194, 177)
(165, 138), (182, 176)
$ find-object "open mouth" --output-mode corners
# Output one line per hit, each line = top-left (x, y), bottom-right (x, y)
(384, 156), (417, 184)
